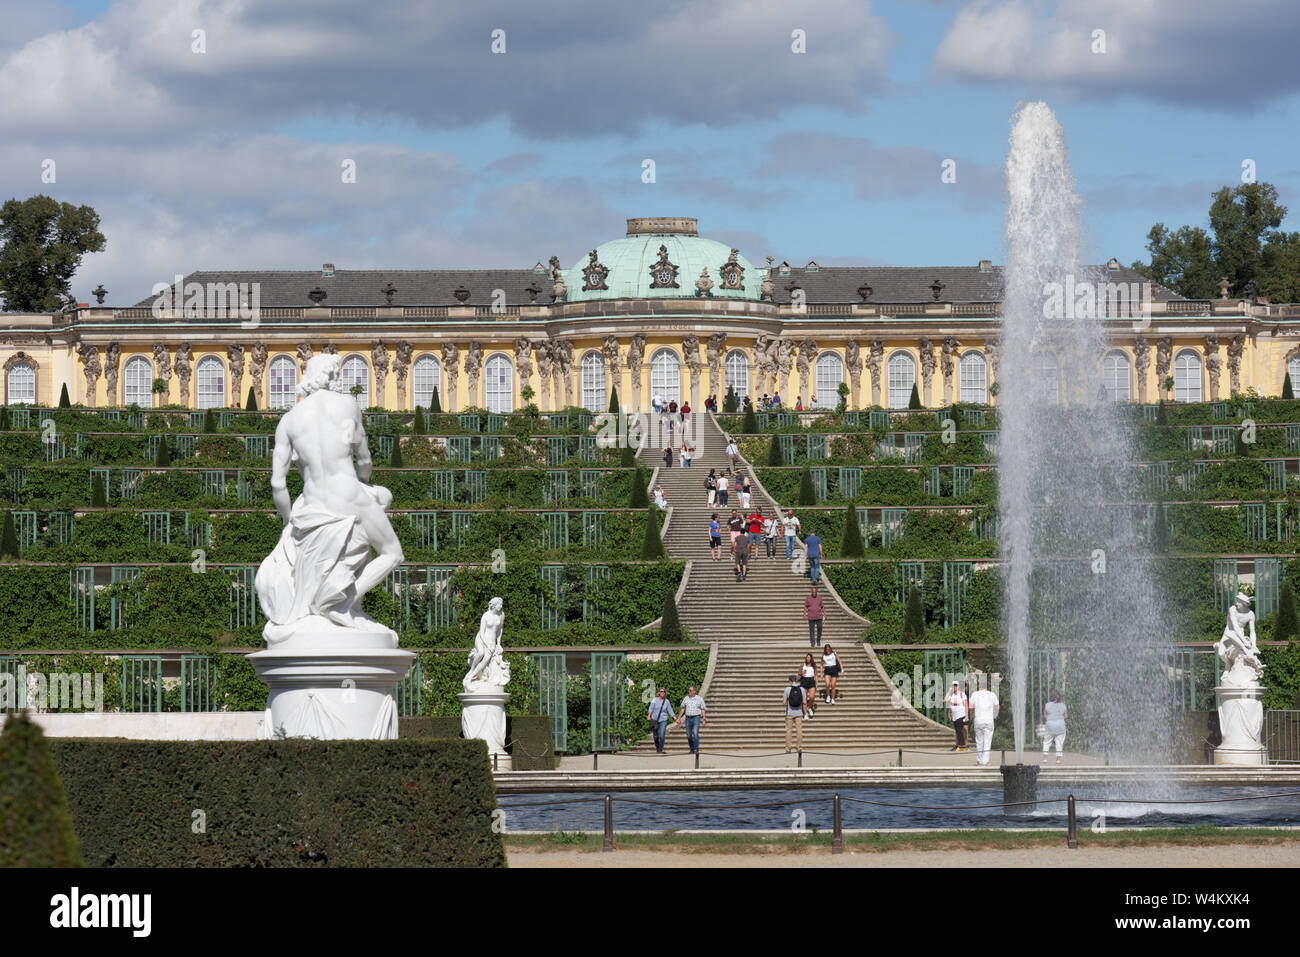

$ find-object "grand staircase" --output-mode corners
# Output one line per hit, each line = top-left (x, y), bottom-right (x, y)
(630, 411), (952, 753)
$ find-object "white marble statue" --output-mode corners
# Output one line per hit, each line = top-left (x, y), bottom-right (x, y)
(1216, 592), (1264, 687)
(464, 597), (510, 691)
(255, 354), (405, 646)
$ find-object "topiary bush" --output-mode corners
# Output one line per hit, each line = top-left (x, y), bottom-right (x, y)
(0, 511), (17, 559)
(640, 508), (667, 559)
(629, 466), (648, 507)
(908, 383), (922, 410)
(0, 714), (83, 867)
(839, 502), (865, 558)
(658, 590), (683, 642)
(797, 467), (816, 505)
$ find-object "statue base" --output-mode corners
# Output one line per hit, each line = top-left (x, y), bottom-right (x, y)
(1213, 684), (1267, 766)
(999, 763), (1039, 814)
(250, 630), (415, 740)
(458, 690), (511, 765)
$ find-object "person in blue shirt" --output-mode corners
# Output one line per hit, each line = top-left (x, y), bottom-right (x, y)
(709, 513), (722, 561)
(647, 687), (676, 753)
(804, 529), (822, 583)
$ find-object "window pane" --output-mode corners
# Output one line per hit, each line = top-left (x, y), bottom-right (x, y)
(1174, 351), (1201, 403)
(413, 356), (441, 409)
(814, 354), (842, 408)
(650, 349), (680, 404)
(485, 355), (513, 413)
(581, 352), (605, 413)
(887, 353), (915, 409)
(196, 357), (225, 409)
(268, 356), (297, 409)
(724, 350), (749, 400)
(7, 363), (35, 404)
(340, 356), (369, 408)
(123, 356), (153, 407)
(959, 353), (987, 404)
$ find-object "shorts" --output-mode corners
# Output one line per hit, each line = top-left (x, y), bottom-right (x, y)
(800, 677), (816, 689)
(824, 665), (841, 678)
(710, 536), (722, 547)
(730, 531), (740, 542)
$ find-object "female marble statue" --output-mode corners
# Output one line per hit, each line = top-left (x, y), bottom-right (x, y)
(464, 597), (510, 691)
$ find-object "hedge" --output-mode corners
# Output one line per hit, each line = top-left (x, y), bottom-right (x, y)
(50, 738), (506, 867)
(0, 715), (83, 867)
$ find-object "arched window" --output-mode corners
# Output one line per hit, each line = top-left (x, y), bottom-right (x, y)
(887, 352), (915, 409)
(814, 353), (843, 409)
(484, 354), (513, 413)
(650, 348), (681, 404)
(724, 349), (749, 400)
(412, 355), (442, 409)
(340, 355), (369, 408)
(959, 352), (988, 404)
(1032, 352), (1060, 405)
(1174, 349), (1202, 403)
(1101, 351), (1131, 402)
(6, 362), (35, 405)
(1287, 354), (1300, 394)
(195, 356), (225, 409)
(268, 356), (297, 410)
(580, 351), (606, 413)
(122, 356), (153, 408)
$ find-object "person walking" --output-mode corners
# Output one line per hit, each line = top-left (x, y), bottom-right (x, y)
(663, 446), (673, 469)
(799, 654), (818, 719)
(763, 512), (779, 559)
(784, 674), (805, 753)
(682, 444), (693, 468)
(717, 472), (729, 507)
(739, 474), (752, 510)
(676, 685), (706, 754)
(781, 509), (801, 560)
(804, 586), (824, 648)
(705, 469), (717, 506)
(820, 644), (842, 703)
(944, 681), (968, 752)
(969, 683), (999, 766)
(648, 687), (675, 753)
(652, 484), (667, 509)
(726, 436), (740, 470)
(652, 393), (663, 415)
(709, 513), (722, 561)
(804, 528), (822, 583)
(1042, 689), (1068, 763)
(728, 509), (744, 556)
(681, 400), (691, 423)
(747, 508), (764, 556)
(734, 523), (750, 582)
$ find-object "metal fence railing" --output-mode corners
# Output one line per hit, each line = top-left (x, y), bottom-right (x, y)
(1264, 710), (1300, 764)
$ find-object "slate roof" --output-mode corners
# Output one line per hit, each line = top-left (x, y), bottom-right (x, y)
(129, 263), (1184, 309)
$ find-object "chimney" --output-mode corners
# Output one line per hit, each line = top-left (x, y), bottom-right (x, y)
(321, 263), (335, 278)
(978, 259), (993, 273)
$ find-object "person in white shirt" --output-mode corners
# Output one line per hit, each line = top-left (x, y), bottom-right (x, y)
(944, 681), (968, 752)
(1042, 689), (1067, 763)
(726, 438), (740, 469)
(968, 685), (1000, 765)
(652, 485), (666, 510)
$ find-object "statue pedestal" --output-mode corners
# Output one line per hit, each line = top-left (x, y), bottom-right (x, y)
(1213, 684), (1267, 766)
(250, 631), (415, 740)
(459, 690), (511, 768)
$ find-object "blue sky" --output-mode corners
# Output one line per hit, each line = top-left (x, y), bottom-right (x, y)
(2, 0), (1298, 302)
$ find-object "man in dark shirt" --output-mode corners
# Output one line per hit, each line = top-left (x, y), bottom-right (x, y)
(804, 586), (825, 647)
(733, 524), (750, 581)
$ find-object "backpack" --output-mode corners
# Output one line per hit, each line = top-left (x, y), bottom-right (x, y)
(788, 685), (803, 709)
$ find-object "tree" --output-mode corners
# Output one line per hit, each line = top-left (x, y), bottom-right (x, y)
(609, 387), (620, 414)
(0, 195), (106, 312)
(155, 437), (171, 467)
(1259, 230), (1300, 304)
(724, 386), (738, 413)
(0, 511), (18, 559)
(902, 584), (925, 642)
(908, 383), (922, 410)
(742, 404), (757, 434)
(1156, 399), (1167, 425)
(245, 387), (257, 411)
(1209, 183), (1286, 296)
(1285, 371), (1295, 401)
(202, 408), (217, 433)
(629, 466), (648, 507)
(797, 467), (816, 506)
(767, 434), (782, 466)
(658, 591), (683, 642)
(58, 384), (71, 408)
(389, 439), (404, 468)
(619, 443), (636, 467)
(430, 387), (442, 414)
(0, 406), (8, 430)
(839, 502), (864, 558)
(91, 472), (107, 507)
(1130, 223), (1217, 300)
(1277, 583), (1299, 643)
(836, 381), (850, 412)
(0, 714), (83, 867)
(640, 508), (667, 559)
(413, 406), (426, 434)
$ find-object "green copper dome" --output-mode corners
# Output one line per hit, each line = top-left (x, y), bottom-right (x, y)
(563, 218), (763, 302)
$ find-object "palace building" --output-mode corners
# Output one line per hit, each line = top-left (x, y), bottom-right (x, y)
(4, 216), (1300, 412)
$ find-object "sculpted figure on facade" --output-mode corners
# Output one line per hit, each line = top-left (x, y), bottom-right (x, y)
(464, 342), (482, 406)
(549, 256), (567, 302)
(175, 343), (193, 403)
(441, 342), (460, 411)
(1204, 335), (1221, 401)
(796, 338), (818, 402)
(845, 340), (863, 409)
(626, 333), (646, 411)
(514, 337), (534, 393)
(371, 341), (389, 405)
(534, 341), (554, 411)
(1227, 334), (1245, 395)
(940, 337), (960, 405)
(682, 334), (702, 408)
(706, 332), (727, 398)
(296, 343), (313, 374)
(775, 338), (795, 398)
(984, 338), (999, 379)
(867, 339), (884, 407)
(104, 343), (121, 402)
(226, 344), (245, 406)
(555, 339), (575, 408)
(77, 343), (102, 407)
(918, 338), (937, 405)
(751, 333), (775, 395)
(153, 343), (172, 386)
(393, 341), (412, 397)
(1155, 336), (1173, 390)
(250, 343), (268, 404)
(1133, 336), (1150, 400)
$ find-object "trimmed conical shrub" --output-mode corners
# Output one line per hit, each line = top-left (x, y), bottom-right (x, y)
(620, 443), (636, 467)
(723, 386), (738, 413)
(155, 437), (171, 467)
(0, 406), (8, 430)
(839, 502), (864, 558)
(1277, 583), (1299, 643)
(742, 404), (757, 434)
(202, 408), (217, 433)
(640, 508), (667, 559)
(0, 714), (83, 867)
(245, 387), (258, 411)
(629, 467), (648, 507)
(609, 387), (620, 414)
(1285, 372), (1295, 400)
(658, 591), (683, 642)
(1235, 426), (1249, 457)
(797, 467), (816, 506)
(390, 439), (404, 468)
(0, 511), (18, 559)
(1156, 400), (1167, 425)
(91, 473), (107, 507)
(58, 384), (71, 408)
(902, 584), (925, 642)
(767, 434), (782, 466)
(908, 383), (922, 410)
(413, 407), (426, 435)
(430, 387), (442, 414)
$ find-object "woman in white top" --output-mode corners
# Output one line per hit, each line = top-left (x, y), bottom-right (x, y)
(821, 644), (843, 704)
(682, 445), (693, 468)
(800, 653), (818, 719)
(652, 485), (667, 510)
(1042, 689), (1067, 762)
